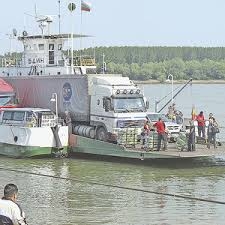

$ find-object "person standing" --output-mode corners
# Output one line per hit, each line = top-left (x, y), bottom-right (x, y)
(196, 111), (205, 138)
(141, 123), (150, 149)
(207, 117), (219, 149)
(0, 184), (28, 225)
(153, 118), (167, 151)
(64, 110), (72, 136)
(209, 113), (214, 120)
(188, 120), (196, 151)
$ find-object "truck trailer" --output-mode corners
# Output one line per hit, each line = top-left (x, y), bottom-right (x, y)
(3, 74), (148, 142)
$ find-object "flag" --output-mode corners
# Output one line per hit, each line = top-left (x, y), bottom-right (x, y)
(191, 105), (196, 120)
(81, 0), (91, 12)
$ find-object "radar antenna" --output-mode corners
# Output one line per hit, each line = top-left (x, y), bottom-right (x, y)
(24, 10), (55, 35)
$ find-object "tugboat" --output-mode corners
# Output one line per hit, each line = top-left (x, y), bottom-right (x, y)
(0, 107), (68, 158)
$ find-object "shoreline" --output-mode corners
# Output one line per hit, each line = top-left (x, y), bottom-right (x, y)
(133, 79), (225, 84)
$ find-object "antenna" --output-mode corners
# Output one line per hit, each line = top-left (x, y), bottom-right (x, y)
(12, 28), (17, 37)
(24, 11), (55, 35)
(58, 0), (61, 34)
(34, 4), (37, 20)
(68, 2), (76, 71)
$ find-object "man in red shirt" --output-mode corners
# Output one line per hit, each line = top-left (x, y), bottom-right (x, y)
(196, 111), (205, 138)
(153, 118), (167, 151)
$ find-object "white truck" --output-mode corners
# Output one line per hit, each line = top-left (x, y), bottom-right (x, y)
(3, 74), (148, 143)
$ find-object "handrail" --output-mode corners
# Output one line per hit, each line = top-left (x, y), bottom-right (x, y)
(157, 78), (193, 113)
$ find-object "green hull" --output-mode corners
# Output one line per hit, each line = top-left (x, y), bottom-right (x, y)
(70, 135), (221, 160)
(0, 143), (68, 158)
(70, 135), (180, 160)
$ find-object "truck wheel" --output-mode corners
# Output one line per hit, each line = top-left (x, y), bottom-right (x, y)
(96, 127), (107, 141)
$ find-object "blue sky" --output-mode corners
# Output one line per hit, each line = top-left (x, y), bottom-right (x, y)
(1, 0), (225, 53)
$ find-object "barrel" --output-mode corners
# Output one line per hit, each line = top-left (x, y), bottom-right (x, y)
(86, 127), (95, 139)
(74, 125), (83, 135)
(74, 125), (95, 138)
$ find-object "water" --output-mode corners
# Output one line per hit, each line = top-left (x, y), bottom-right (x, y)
(1, 157), (225, 225)
(1, 84), (225, 225)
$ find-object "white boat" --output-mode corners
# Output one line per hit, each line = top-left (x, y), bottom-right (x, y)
(0, 108), (68, 158)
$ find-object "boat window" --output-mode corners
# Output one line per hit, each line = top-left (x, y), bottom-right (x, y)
(49, 44), (54, 50)
(49, 44), (55, 64)
(26, 111), (34, 120)
(0, 96), (13, 106)
(13, 111), (25, 121)
(58, 44), (62, 50)
(2, 111), (12, 120)
(38, 44), (44, 50)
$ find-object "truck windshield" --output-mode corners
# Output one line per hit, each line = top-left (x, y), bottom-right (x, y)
(113, 97), (145, 112)
(0, 96), (14, 106)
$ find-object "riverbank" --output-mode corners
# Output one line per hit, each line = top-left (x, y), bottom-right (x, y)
(134, 79), (225, 84)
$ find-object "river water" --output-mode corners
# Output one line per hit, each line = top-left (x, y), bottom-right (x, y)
(0, 84), (225, 225)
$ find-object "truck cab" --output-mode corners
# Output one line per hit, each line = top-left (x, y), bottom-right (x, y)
(89, 75), (148, 143)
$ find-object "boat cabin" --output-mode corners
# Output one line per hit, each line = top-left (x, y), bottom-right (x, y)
(0, 15), (96, 76)
(0, 108), (57, 127)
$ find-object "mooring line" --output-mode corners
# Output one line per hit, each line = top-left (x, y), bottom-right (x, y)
(0, 167), (225, 205)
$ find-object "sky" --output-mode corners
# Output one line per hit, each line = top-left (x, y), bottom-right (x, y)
(1, 0), (225, 53)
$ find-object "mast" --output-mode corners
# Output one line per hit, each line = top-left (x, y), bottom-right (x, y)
(68, 3), (76, 72)
(58, 0), (61, 34)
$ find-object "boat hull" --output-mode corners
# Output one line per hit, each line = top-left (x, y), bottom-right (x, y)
(0, 143), (66, 158)
(0, 125), (68, 158)
(69, 135), (222, 160)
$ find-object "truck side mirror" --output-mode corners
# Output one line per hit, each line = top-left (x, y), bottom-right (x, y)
(146, 100), (149, 109)
(105, 99), (111, 112)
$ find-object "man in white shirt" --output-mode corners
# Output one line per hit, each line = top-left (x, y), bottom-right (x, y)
(0, 184), (27, 225)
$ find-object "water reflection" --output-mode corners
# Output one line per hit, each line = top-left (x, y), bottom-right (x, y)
(1, 157), (225, 224)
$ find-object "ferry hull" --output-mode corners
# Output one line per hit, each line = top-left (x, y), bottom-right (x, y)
(69, 135), (220, 160)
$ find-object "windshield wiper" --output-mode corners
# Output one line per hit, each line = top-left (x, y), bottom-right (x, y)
(130, 107), (144, 112)
(115, 108), (130, 112)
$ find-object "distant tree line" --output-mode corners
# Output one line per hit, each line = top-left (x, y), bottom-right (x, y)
(79, 46), (225, 81)
(2, 46), (225, 81)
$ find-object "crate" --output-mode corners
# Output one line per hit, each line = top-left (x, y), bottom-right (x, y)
(117, 128), (139, 147)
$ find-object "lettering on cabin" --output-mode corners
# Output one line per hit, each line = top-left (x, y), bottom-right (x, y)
(28, 58), (44, 64)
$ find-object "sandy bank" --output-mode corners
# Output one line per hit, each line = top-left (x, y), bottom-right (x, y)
(133, 79), (225, 84)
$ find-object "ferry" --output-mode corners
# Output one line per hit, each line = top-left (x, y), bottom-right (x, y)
(0, 4), (223, 161)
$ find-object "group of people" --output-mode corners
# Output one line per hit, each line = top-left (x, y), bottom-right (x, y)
(141, 110), (220, 151)
(167, 103), (183, 124)
(141, 117), (168, 151)
(195, 111), (219, 149)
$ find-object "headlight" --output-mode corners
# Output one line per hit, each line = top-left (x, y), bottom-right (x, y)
(136, 89), (140, 94)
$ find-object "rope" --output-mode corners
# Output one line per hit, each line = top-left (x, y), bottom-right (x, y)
(0, 167), (225, 205)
